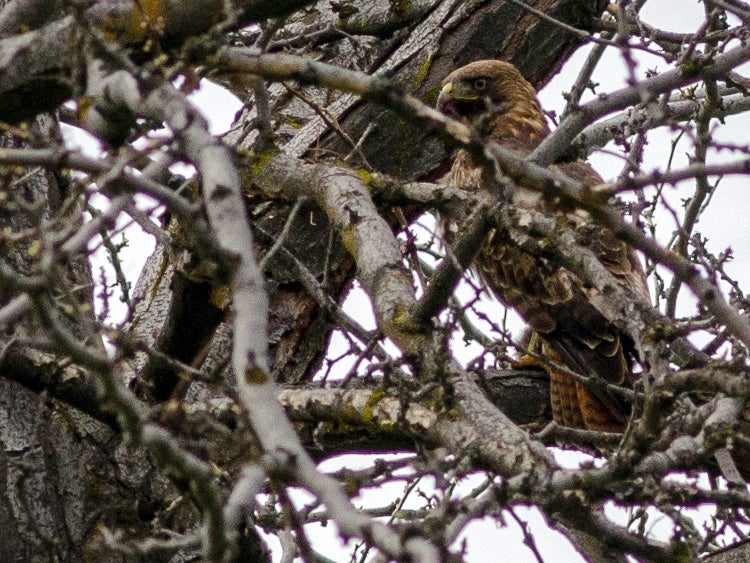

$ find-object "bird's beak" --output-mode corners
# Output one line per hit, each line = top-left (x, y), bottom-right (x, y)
(436, 82), (455, 116)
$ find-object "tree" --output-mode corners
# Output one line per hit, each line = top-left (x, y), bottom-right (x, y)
(2, 0), (750, 560)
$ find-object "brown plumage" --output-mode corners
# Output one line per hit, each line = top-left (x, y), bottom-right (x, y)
(436, 60), (649, 432)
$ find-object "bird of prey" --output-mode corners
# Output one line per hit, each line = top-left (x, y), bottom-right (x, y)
(436, 60), (649, 432)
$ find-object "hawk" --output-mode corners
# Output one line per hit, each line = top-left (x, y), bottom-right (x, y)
(436, 60), (649, 432)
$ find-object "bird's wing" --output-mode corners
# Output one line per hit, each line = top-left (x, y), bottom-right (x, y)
(477, 235), (638, 430)
(477, 159), (648, 431)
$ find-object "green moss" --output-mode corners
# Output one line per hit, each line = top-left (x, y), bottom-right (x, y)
(540, 237), (556, 251)
(240, 149), (280, 180)
(354, 168), (384, 191)
(643, 322), (667, 343)
(341, 224), (358, 260)
(410, 53), (434, 93)
(244, 367), (269, 385)
(209, 285), (231, 310)
(443, 407), (460, 420)
(388, 307), (409, 334)
(667, 541), (692, 562)
(284, 116), (302, 129)
(384, 304), (431, 356)
(680, 61), (698, 76)
(355, 168), (373, 186)
(363, 389), (387, 423)
(391, 305), (413, 331)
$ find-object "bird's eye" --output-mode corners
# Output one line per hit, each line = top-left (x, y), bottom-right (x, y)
(474, 78), (487, 91)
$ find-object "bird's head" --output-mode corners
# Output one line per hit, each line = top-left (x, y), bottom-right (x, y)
(436, 60), (549, 146)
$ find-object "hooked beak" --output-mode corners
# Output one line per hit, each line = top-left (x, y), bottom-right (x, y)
(436, 82), (456, 117)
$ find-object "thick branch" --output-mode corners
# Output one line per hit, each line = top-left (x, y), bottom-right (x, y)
(246, 153), (422, 353)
